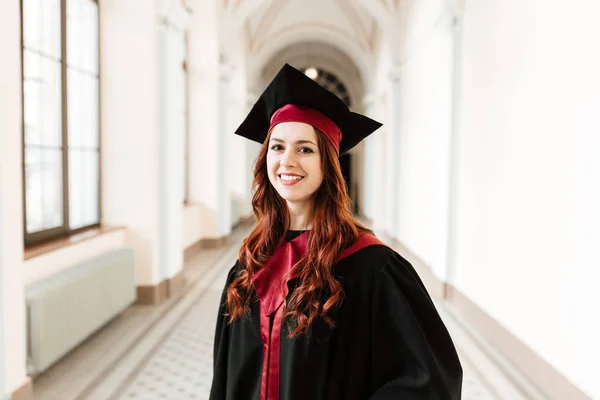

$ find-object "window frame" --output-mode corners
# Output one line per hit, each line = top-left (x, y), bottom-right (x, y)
(21, 0), (102, 247)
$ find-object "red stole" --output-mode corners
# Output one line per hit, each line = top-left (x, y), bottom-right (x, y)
(251, 232), (386, 400)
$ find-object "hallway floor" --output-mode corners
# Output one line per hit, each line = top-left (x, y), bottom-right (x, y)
(32, 222), (548, 400)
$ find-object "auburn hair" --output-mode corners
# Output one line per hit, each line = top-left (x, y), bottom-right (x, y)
(226, 126), (372, 337)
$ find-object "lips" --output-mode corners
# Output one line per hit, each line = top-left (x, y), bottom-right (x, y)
(278, 173), (304, 185)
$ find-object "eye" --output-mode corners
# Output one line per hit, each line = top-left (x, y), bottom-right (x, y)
(270, 144), (283, 151)
(299, 147), (314, 154)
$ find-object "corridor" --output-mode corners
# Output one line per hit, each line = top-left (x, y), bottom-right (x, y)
(1, 0), (599, 399)
(31, 222), (544, 400)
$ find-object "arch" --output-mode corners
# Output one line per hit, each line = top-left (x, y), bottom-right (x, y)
(260, 41), (365, 112)
(231, 0), (387, 29)
(247, 25), (374, 91)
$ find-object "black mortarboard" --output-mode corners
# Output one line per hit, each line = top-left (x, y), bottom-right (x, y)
(234, 63), (382, 155)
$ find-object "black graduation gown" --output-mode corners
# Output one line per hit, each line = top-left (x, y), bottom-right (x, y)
(209, 232), (463, 400)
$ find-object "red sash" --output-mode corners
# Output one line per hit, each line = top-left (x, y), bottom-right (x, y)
(251, 232), (386, 400)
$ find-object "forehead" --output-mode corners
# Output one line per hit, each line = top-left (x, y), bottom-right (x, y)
(270, 122), (317, 143)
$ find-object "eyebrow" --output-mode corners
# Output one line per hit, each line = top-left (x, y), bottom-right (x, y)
(269, 138), (317, 146)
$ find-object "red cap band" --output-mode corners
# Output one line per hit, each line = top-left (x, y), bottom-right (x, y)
(269, 104), (342, 154)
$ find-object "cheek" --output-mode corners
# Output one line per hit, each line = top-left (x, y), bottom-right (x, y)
(308, 159), (324, 184)
(266, 154), (277, 181)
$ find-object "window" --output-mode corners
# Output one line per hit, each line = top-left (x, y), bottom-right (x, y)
(303, 67), (351, 108)
(22, 0), (100, 246)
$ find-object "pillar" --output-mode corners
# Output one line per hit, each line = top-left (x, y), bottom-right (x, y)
(187, 0), (232, 238)
(360, 93), (376, 221)
(100, 0), (163, 298)
(156, 0), (191, 287)
(0, 84), (7, 400)
(0, 0), (28, 393)
(385, 66), (402, 239)
(445, 6), (465, 294)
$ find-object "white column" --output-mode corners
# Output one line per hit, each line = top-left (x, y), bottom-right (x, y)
(237, 136), (256, 218)
(445, 10), (465, 292)
(227, 69), (247, 224)
(243, 90), (261, 217)
(0, 0), (28, 393)
(100, 0), (161, 286)
(360, 94), (376, 221)
(369, 91), (388, 232)
(187, 0), (231, 238)
(0, 90), (6, 400)
(156, 1), (190, 281)
(218, 63), (234, 234)
(385, 66), (402, 238)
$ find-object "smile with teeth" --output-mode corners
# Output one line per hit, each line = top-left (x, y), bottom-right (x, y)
(279, 174), (304, 181)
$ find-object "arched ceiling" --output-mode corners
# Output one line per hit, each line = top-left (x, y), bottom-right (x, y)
(220, 0), (392, 87)
(261, 41), (366, 112)
(242, 0), (377, 55)
(217, 0), (457, 90)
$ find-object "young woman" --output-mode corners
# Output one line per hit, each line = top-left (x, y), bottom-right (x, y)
(209, 64), (462, 400)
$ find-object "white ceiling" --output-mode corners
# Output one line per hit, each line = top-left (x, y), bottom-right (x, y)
(219, 0), (453, 91)
(244, 0), (376, 55)
(221, 0), (393, 87)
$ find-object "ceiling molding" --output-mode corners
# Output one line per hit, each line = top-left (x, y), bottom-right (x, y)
(255, 22), (368, 54)
(333, 0), (372, 51)
(233, 0), (244, 11)
(368, 20), (377, 49)
(351, 0), (395, 33)
(158, 0), (193, 30)
(378, 0), (389, 12)
(244, 19), (253, 53)
(249, 0), (291, 53)
(248, 28), (372, 88)
(232, 0), (269, 26)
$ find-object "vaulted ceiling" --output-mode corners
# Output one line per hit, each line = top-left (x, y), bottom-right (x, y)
(217, 0), (454, 101)
(220, 0), (394, 88)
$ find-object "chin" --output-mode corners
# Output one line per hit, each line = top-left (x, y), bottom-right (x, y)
(274, 188), (308, 204)
(277, 193), (306, 204)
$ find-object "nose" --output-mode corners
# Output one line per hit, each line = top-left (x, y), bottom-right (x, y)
(280, 148), (297, 168)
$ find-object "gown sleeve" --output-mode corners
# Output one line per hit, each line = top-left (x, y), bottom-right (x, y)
(369, 252), (463, 399)
(208, 263), (238, 400)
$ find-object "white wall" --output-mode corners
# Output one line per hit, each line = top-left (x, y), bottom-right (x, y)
(182, 203), (217, 248)
(454, 1), (600, 398)
(100, 0), (161, 285)
(156, 5), (189, 281)
(365, 3), (454, 284)
(0, 0), (28, 393)
(227, 31), (252, 219)
(187, 0), (233, 238)
(395, 9), (454, 281)
(0, 75), (7, 400)
(362, 35), (392, 231)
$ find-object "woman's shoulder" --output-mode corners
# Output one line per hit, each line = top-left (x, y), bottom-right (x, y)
(336, 238), (408, 276)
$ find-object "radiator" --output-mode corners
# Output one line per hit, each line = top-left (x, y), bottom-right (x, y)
(25, 248), (136, 375)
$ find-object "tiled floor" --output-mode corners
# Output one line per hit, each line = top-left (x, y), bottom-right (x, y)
(33, 222), (549, 400)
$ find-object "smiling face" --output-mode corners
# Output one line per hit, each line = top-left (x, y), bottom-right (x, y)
(266, 122), (324, 211)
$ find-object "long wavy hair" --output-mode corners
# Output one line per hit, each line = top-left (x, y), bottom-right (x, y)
(226, 126), (372, 337)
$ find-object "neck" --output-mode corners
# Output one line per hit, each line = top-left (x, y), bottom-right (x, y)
(286, 201), (312, 231)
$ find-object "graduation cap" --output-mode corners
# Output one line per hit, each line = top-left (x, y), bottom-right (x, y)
(234, 63), (382, 155)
